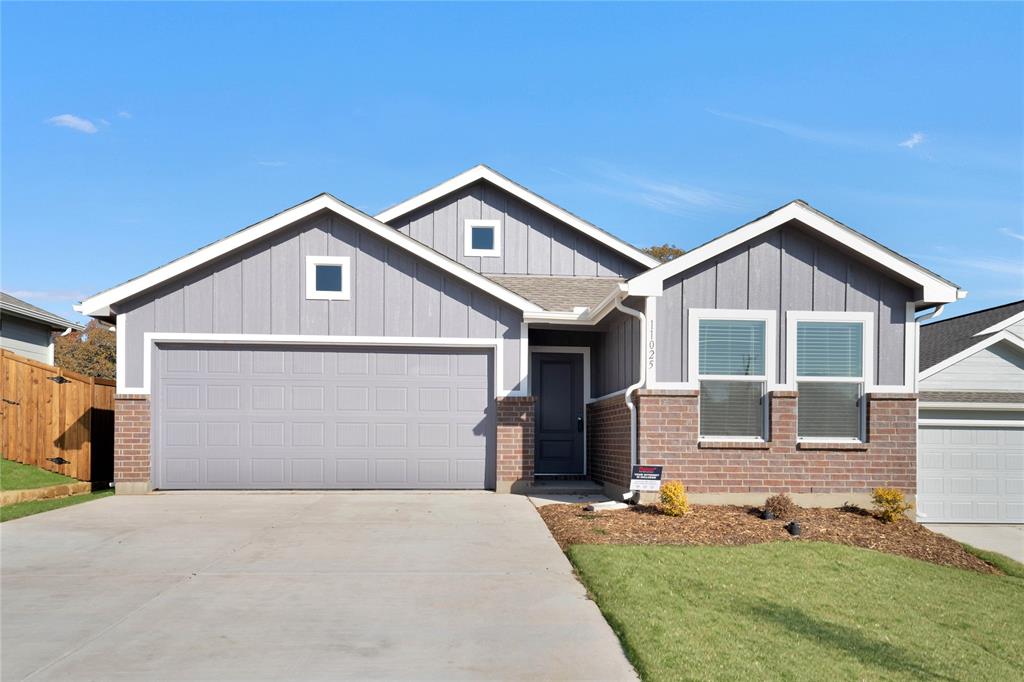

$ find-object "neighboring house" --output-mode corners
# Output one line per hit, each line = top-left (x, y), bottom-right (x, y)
(0, 292), (83, 364)
(76, 165), (962, 502)
(917, 301), (1024, 523)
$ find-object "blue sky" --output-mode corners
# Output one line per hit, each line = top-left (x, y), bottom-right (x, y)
(3, 2), (1021, 323)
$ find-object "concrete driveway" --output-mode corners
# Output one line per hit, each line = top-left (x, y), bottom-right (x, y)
(924, 523), (1024, 563)
(2, 493), (636, 681)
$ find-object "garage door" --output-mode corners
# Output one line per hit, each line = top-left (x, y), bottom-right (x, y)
(152, 344), (494, 490)
(918, 425), (1024, 522)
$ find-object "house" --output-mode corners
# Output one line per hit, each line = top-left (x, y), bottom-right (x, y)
(917, 301), (1024, 523)
(1, 292), (84, 365)
(76, 165), (963, 503)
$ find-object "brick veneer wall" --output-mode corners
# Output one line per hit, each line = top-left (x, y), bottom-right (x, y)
(636, 389), (917, 495)
(114, 395), (151, 487)
(587, 395), (632, 488)
(496, 396), (535, 491)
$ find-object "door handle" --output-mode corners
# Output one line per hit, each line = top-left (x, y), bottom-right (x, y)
(577, 416), (584, 433)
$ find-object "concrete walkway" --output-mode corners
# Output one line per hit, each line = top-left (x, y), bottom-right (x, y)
(2, 493), (636, 681)
(924, 523), (1024, 563)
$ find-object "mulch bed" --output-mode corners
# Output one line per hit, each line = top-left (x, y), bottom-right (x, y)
(538, 503), (1001, 575)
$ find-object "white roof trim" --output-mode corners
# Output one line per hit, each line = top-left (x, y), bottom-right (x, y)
(627, 201), (962, 304)
(919, 330), (1024, 379)
(76, 194), (543, 317)
(974, 309), (1024, 336)
(375, 165), (660, 269)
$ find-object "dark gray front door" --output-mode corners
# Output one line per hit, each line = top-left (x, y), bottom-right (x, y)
(532, 352), (585, 475)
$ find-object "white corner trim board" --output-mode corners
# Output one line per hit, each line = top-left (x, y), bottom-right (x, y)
(77, 193), (543, 318)
(374, 165), (660, 269)
(626, 201), (961, 304)
(919, 330), (1024, 380)
(119, 332), (524, 399)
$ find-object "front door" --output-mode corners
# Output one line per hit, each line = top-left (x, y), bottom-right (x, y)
(532, 352), (585, 475)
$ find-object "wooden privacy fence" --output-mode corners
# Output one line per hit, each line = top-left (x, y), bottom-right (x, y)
(0, 350), (115, 483)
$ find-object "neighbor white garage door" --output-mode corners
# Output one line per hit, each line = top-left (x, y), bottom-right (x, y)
(918, 424), (1024, 523)
(151, 344), (494, 490)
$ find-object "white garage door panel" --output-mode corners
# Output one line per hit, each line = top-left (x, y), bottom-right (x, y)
(918, 425), (1024, 523)
(152, 344), (494, 490)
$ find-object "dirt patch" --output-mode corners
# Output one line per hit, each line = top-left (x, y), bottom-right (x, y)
(538, 503), (1000, 575)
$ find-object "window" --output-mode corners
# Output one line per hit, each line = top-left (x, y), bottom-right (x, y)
(305, 256), (351, 300)
(689, 310), (776, 440)
(464, 219), (501, 257)
(788, 313), (872, 441)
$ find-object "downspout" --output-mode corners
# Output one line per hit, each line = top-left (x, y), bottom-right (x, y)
(613, 292), (647, 498)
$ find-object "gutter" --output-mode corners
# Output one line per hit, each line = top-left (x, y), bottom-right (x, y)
(611, 289), (647, 501)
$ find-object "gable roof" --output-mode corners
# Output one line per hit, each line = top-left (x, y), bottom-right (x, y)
(375, 165), (661, 269)
(627, 200), (963, 305)
(919, 299), (1024, 373)
(485, 275), (623, 312)
(76, 193), (544, 318)
(1, 292), (84, 331)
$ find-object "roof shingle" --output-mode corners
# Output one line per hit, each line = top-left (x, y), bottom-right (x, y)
(919, 300), (1024, 371)
(484, 275), (622, 312)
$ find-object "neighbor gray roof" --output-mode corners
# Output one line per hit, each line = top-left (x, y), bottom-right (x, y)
(0, 292), (84, 331)
(484, 275), (622, 312)
(919, 390), (1024, 404)
(919, 300), (1024, 371)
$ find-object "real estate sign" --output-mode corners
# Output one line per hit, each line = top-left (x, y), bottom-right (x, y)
(629, 465), (663, 492)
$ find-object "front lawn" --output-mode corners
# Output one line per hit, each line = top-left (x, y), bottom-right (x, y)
(1, 490), (114, 522)
(569, 542), (1024, 682)
(0, 458), (76, 490)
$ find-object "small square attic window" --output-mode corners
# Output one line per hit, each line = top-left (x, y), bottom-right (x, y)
(305, 256), (351, 300)
(464, 219), (501, 257)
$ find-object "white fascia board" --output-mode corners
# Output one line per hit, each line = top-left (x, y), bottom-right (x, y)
(627, 202), (961, 304)
(375, 165), (660, 269)
(919, 331), (1024, 380)
(78, 194), (543, 317)
(974, 309), (1024, 337)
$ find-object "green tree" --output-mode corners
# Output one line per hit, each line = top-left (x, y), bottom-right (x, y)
(54, 319), (116, 379)
(643, 243), (685, 263)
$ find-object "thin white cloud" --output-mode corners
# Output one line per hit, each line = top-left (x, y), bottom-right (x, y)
(117, 110), (132, 119)
(8, 289), (91, 302)
(899, 132), (926, 149)
(706, 109), (870, 147)
(46, 114), (98, 134)
(999, 227), (1024, 242)
(257, 160), (288, 167)
(917, 253), (1024, 277)
(555, 163), (744, 217)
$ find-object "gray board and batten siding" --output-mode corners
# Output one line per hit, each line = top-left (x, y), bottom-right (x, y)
(115, 210), (524, 393)
(654, 221), (912, 386)
(386, 180), (646, 279)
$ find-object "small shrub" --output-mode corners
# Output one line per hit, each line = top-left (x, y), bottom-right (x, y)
(764, 493), (798, 520)
(872, 487), (913, 523)
(659, 481), (690, 516)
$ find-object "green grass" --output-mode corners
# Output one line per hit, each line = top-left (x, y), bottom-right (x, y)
(0, 490), (113, 522)
(962, 543), (1024, 580)
(568, 542), (1024, 682)
(0, 458), (76, 491)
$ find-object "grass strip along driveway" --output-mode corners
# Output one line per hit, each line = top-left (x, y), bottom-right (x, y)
(0, 459), (76, 490)
(569, 542), (1024, 682)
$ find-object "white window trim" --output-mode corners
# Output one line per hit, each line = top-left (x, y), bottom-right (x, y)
(688, 309), (777, 442)
(463, 219), (502, 258)
(305, 256), (351, 301)
(786, 310), (873, 443)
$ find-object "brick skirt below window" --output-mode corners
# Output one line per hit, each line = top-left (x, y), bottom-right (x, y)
(636, 389), (916, 495)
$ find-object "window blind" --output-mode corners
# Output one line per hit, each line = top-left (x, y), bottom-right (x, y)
(796, 322), (863, 377)
(699, 380), (764, 438)
(797, 382), (861, 439)
(698, 319), (765, 376)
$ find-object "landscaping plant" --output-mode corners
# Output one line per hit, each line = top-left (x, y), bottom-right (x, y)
(659, 481), (690, 516)
(763, 493), (797, 520)
(872, 487), (913, 523)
